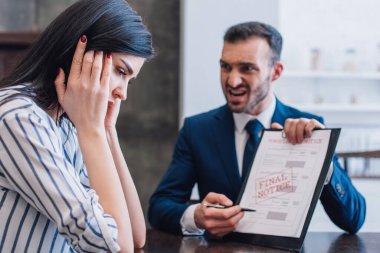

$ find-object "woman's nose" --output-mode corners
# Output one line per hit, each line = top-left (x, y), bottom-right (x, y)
(113, 85), (127, 100)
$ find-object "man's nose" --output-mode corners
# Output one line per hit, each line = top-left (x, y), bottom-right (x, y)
(227, 69), (242, 87)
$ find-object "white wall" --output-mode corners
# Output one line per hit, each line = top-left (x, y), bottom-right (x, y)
(279, 0), (380, 73)
(276, 0), (380, 109)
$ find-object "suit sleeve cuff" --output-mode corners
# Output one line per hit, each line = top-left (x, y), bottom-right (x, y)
(180, 204), (205, 235)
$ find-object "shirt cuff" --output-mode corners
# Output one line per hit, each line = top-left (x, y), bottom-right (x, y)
(180, 204), (205, 235)
(324, 162), (334, 185)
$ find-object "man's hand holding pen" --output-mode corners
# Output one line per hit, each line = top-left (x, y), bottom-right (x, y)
(194, 192), (245, 237)
(205, 203), (256, 212)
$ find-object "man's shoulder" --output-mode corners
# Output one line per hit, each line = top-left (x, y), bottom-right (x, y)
(285, 104), (321, 119)
(179, 105), (231, 142)
(180, 105), (232, 135)
(185, 105), (229, 123)
(276, 99), (323, 122)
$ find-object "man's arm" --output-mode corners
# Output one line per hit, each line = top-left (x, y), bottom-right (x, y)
(148, 121), (197, 235)
(320, 155), (366, 233)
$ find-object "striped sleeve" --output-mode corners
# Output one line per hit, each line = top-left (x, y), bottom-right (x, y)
(0, 110), (120, 252)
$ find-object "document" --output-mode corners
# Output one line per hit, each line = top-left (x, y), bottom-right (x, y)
(236, 129), (336, 238)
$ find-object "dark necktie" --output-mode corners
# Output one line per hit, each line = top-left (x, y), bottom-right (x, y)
(242, 119), (263, 181)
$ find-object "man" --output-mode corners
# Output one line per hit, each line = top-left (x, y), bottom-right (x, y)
(148, 21), (366, 236)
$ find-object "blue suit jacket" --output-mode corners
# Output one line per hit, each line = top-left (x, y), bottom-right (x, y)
(149, 99), (366, 235)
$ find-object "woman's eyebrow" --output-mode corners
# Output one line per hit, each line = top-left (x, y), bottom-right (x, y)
(120, 59), (134, 74)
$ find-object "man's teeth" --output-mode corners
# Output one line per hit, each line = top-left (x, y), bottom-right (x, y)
(229, 90), (246, 96)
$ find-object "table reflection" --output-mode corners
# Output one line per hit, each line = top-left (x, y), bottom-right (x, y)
(141, 230), (376, 253)
(178, 234), (278, 253)
(327, 234), (366, 253)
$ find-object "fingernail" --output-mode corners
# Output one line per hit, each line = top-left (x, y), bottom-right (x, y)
(81, 35), (87, 43)
(107, 52), (112, 59)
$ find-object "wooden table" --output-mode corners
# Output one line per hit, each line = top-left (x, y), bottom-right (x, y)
(137, 229), (378, 253)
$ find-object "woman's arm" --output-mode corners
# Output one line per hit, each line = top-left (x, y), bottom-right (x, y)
(0, 106), (122, 252)
(76, 128), (133, 252)
(106, 125), (146, 248)
(105, 96), (146, 247)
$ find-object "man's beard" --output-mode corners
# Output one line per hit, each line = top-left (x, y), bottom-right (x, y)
(245, 79), (270, 113)
(227, 76), (271, 114)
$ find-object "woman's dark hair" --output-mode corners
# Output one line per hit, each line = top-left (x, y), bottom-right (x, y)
(0, 0), (153, 112)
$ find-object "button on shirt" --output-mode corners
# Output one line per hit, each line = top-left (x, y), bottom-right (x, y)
(0, 86), (120, 252)
(180, 97), (276, 235)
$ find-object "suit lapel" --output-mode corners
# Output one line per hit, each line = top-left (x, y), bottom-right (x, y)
(213, 105), (242, 194)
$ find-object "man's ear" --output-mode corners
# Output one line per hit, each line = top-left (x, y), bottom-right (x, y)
(271, 62), (284, 82)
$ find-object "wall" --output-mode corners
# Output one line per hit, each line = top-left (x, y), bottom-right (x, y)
(277, 0), (380, 109)
(0, 0), (37, 31)
(123, 0), (180, 222)
(279, 0), (380, 73)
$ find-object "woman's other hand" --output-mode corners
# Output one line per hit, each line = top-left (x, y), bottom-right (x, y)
(105, 99), (121, 130)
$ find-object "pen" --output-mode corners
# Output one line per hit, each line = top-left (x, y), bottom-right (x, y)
(204, 203), (256, 212)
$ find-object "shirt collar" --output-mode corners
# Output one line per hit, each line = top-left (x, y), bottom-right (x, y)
(233, 95), (276, 133)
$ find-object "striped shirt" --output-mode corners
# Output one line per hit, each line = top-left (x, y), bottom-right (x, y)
(0, 85), (120, 252)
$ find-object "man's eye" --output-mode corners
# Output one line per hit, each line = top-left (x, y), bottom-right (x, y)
(220, 63), (230, 71)
(242, 65), (255, 72)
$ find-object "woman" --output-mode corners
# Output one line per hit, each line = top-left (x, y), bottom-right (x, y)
(0, 0), (153, 252)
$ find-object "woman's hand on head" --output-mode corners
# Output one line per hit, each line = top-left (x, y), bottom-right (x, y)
(55, 36), (112, 133)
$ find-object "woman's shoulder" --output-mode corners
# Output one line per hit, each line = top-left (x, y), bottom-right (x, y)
(1, 86), (32, 113)
(0, 84), (34, 103)
(0, 85), (53, 127)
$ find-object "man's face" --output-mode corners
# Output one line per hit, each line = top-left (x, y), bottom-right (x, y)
(220, 37), (280, 115)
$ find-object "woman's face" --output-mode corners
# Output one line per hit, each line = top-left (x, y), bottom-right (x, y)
(108, 52), (145, 104)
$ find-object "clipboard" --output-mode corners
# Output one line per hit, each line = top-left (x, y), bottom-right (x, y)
(230, 128), (341, 252)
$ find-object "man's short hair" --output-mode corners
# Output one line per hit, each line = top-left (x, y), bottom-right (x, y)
(224, 21), (283, 66)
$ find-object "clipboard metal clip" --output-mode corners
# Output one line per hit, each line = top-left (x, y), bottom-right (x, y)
(281, 130), (312, 139)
